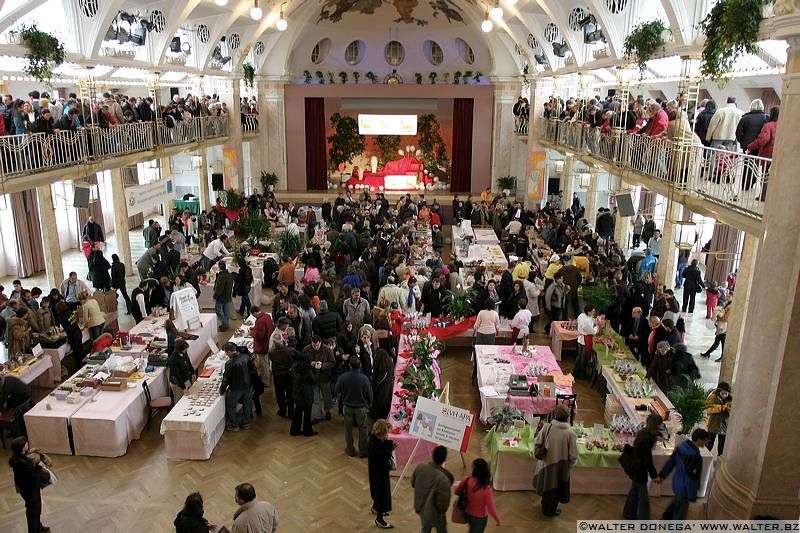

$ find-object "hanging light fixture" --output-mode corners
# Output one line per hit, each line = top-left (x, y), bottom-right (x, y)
(672, 220), (697, 250)
(250, 0), (263, 20)
(578, 171), (591, 189)
(490, 1), (503, 21)
(276, 3), (288, 31)
(214, 0), (228, 6)
(481, 10), (493, 32)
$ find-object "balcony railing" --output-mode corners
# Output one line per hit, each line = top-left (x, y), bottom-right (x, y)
(538, 118), (770, 218)
(242, 114), (259, 133)
(0, 115), (229, 181)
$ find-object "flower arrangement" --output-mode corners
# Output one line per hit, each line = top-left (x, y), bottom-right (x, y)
(443, 288), (477, 321)
(700, 0), (766, 84)
(453, 71), (462, 84)
(594, 335), (619, 351)
(623, 376), (658, 398)
(303, 70), (312, 84)
(327, 71), (335, 84)
(219, 188), (244, 210)
(668, 377), (712, 433)
(395, 333), (444, 423)
(623, 20), (670, 74)
(487, 403), (524, 433)
(259, 170), (278, 191)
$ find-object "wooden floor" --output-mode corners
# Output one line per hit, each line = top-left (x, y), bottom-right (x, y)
(0, 219), (718, 532)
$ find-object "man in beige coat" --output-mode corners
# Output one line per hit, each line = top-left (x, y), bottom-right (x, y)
(533, 405), (578, 517)
(231, 483), (278, 533)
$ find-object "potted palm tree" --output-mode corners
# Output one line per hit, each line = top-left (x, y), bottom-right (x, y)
(668, 377), (711, 443)
(496, 175), (517, 195)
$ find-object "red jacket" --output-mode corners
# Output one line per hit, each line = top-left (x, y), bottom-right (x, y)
(646, 109), (669, 137)
(747, 120), (777, 159)
(455, 476), (500, 523)
(251, 313), (274, 354)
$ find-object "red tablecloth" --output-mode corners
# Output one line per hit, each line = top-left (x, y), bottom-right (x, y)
(421, 316), (477, 340)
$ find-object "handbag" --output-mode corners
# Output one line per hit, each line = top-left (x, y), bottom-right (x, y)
(533, 425), (551, 460)
(451, 478), (469, 524)
(388, 450), (397, 471)
(618, 444), (639, 478)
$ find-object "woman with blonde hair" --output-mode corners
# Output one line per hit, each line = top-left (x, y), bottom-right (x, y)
(79, 291), (106, 342)
(368, 419), (396, 529)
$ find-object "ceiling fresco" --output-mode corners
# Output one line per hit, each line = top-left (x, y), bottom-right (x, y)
(317, 0), (474, 26)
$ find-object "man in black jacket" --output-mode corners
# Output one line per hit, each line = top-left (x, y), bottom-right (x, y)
(110, 254), (132, 314)
(219, 342), (253, 431)
(312, 301), (342, 339)
(622, 307), (650, 363)
(334, 356), (373, 457)
(269, 343), (297, 418)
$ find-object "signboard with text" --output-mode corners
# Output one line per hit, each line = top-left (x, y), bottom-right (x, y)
(125, 179), (174, 216)
(358, 114), (418, 135)
(409, 396), (475, 453)
(170, 287), (200, 331)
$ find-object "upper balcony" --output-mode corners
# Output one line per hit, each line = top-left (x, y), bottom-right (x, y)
(537, 119), (768, 234)
(0, 115), (229, 192)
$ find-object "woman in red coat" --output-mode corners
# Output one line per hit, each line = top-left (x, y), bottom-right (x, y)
(747, 105), (779, 201)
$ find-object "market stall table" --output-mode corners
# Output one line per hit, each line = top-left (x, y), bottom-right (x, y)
(42, 343), (70, 385)
(123, 314), (218, 368)
(451, 225), (500, 246)
(197, 280), (261, 312)
(70, 368), (168, 457)
(474, 344), (573, 423)
(24, 390), (97, 455)
(0, 353), (53, 387)
(550, 321), (578, 361)
(485, 423), (714, 496)
(160, 370), (225, 460)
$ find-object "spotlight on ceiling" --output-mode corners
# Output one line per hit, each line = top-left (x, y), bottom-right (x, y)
(250, 0), (263, 20)
(481, 10), (493, 32)
(130, 25), (147, 46)
(181, 41), (191, 54)
(490, 2), (503, 21)
(170, 37), (181, 53)
(119, 12), (136, 25)
(276, 3), (288, 31)
(552, 41), (570, 58)
(534, 53), (547, 65)
(214, 0), (228, 6)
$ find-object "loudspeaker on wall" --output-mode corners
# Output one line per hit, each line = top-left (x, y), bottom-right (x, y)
(73, 186), (90, 209)
(211, 173), (224, 191)
(615, 193), (635, 217)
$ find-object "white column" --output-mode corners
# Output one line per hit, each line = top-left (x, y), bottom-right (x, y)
(221, 79), (244, 190)
(656, 200), (682, 290)
(35, 184), (63, 288)
(109, 168), (133, 274)
(561, 156), (576, 211)
(490, 80), (521, 193)
(584, 169), (599, 222)
(197, 148), (211, 212)
(256, 78), (288, 190)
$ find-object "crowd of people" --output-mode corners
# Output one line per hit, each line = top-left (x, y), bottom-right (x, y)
(2, 182), (735, 529)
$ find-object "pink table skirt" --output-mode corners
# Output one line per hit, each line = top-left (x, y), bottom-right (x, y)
(550, 321), (579, 361)
(390, 431), (438, 475)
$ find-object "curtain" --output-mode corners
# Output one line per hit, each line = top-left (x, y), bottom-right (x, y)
(11, 190), (45, 277)
(123, 166), (144, 229)
(305, 98), (327, 191)
(451, 98), (474, 193)
(639, 190), (655, 215)
(705, 223), (740, 286)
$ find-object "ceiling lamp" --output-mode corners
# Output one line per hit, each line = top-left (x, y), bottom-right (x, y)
(214, 0), (228, 6)
(250, 0), (263, 20)
(490, 1), (503, 21)
(481, 11), (493, 32)
(276, 4), (288, 31)
(506, 0), (518, 5)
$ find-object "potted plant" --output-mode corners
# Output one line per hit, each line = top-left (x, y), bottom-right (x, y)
(700, 0), (766, 84)
(417, 114), (449, 176)
(18, 23), (66, 85)
(463, 70), (473, 84)
(353, 71), (360, 83)
(303, 70), (312, 84)
(276, 230), (304, 257)
(220, 188), (244, 210)
(442, 72), (450, 84)
(488, 404), (524, 433)
(243, 62), (255, 88)
(581, 283), (617, 315)
(473, 71), (483, 83)
(315, 70), (325, 84)
(327, 71), (335, 84)
(376, 135), (401, 166)
(327, 112), (366, 173)
(259, 170), (278, 192)
(668, 377), (711, 437)
(338, 71), (348, 84)
(237, 212), (272, 243)
(496, 175), (517, 195)
(366, 71), (377, 83)
(414, 72), (423, 84)
(443, 288), (477, 322)
(453, 71), (462, 84)
(428, 72), (437, 84)
(623, 20), (670, 75)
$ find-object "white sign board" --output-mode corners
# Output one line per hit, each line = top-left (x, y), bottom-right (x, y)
(125, 179), (175, 216)
(170, 287), (200, 331)
(358, 114), (418, 135)
(409, 396), (475, 453)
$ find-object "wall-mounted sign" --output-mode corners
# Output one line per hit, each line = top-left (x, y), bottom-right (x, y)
(358, 114), (418, 135)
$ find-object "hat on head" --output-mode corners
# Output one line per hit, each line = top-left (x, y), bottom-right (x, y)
(717, 382), (731, 392)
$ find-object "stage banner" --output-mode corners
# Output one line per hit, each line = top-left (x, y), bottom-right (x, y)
(409, 396), (475, 453)
(125, 179), (174, 216)
(223, 148), (238, 189)
(527, 150), (547, 201)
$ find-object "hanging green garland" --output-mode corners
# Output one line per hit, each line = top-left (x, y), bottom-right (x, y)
(700, 0), (767, 84)
(18, 23), (66, 85)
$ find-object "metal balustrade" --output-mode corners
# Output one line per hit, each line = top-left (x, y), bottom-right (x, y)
(0, 115), (229, 181)
(242, 114), (259, 133)
(537, 118), (770, 219)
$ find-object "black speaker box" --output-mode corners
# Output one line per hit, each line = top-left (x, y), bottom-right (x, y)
(615, 193), (635, 217)
(73, 186), (90, 209)
(211, 173), (224, 191)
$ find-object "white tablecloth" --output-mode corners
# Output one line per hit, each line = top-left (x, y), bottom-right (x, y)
(160, 371), (225, 460)
(70, 368), (167, 457)
(24, 390), (96, 455)
(451, 225), (500, 246)
(42, 344), (70, 384)
(3, 356), (53, 386)
(126, 314), (218, 368)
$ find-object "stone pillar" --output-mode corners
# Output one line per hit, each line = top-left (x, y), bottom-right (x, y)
(584, 169), (599, 222)
(656, 200), (682, 290)
(35, 185), (63, 288)
(706, 37), (800, 520)
(109, 168), (133, 274)
(561, 156), (576, 211)
(197, 148), (211, 212)
(719, 234), (759, 384)
(256, 78), (287, 190)
(221, 78), (244, 190)
(614, 182), (632, 249)
(490, 80), (521, 193)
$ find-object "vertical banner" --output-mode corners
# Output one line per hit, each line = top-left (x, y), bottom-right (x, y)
(223, 148), (238, 189)
(527, 150), (547, 201)
(409, 396), (475, 453)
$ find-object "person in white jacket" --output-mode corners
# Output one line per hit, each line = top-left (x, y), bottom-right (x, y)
(522, 277), (544, 331)
(575, 305), (599, 379)
(509, 298), (532, 346)
(706, 97), (744, 150)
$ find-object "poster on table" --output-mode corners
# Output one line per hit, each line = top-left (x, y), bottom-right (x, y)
(409, 396), (475, 453)
(125, 179), (175, 216)
(170, 287), (201, 331)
